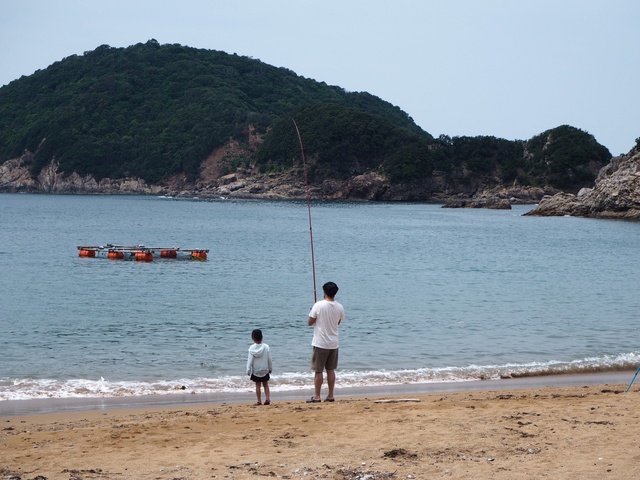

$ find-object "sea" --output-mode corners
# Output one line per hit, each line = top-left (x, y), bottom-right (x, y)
(1, 194), (639, 412)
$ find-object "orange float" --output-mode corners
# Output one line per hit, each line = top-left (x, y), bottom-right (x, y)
(160, 250), (177, 258)
(134, 251), (153, 262)
(107, 251), (125, 260)
(78, 249), (96, 257)
(190, 250), (207, 261)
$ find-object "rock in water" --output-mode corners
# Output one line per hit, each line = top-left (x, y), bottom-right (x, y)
(442, 196), (512, 209)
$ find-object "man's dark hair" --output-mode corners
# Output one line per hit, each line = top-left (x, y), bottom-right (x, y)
(323, 282), (339, 298)
(252, 329), (263, 342)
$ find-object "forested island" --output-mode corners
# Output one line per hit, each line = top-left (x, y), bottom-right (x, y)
(0, 39), (623, 207)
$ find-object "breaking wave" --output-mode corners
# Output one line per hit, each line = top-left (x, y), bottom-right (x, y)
(2, 352), (638, 401)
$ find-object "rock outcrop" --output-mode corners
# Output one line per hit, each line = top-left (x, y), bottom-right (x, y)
(442, 197), (512, 209)
(525, 145), (640, 219)
(0, 153), (167, 195)
(0, 146), (597, 208)
(0, 153), (557, 206)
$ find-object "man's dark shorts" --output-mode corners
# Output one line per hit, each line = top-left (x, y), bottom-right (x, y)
(250, 373), (270, 383)
(311, 346), (339, 372)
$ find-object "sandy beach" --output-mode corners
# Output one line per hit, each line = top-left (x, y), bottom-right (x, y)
(2, 379), (640, 479)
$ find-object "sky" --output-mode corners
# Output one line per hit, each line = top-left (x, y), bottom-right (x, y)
(1, 1), (638, 155)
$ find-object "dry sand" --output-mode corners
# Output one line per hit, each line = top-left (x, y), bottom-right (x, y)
(2, 383), (640, 480)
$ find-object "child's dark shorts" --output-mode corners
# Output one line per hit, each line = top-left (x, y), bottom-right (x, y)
(250, 373), (270, 383)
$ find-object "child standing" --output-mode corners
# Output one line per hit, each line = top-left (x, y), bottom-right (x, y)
(246, 329), (272, 405)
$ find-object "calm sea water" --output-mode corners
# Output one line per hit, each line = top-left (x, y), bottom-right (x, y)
(1, 194), (639, 402)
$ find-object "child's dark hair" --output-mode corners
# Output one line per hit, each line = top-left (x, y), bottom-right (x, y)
(323, 281), (339, 298)
(251, 329), (263, 342)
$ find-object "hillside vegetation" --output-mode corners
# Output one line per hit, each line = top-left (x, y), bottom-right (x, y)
(0, 40), (613, 197)
(0, 40), (419, 184)
(260, 112), (611, 193)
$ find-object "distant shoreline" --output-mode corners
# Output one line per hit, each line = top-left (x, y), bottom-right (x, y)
(1, 370), (633, 418)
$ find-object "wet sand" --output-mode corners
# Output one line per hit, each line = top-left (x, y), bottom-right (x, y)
(2, 373), (640, 479)
(1, 371), (633, 417)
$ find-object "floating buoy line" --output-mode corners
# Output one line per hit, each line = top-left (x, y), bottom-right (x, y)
(77, 245), (208, 262)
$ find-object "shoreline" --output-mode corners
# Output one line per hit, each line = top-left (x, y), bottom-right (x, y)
(1, 370), (633, 418)
(2, 375), (639, 479)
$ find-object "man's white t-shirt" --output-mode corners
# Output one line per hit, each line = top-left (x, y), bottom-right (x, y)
(309, 299), (345, 349)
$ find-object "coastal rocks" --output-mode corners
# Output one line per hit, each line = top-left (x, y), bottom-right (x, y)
(0, 153), (547, 208)
(525, 145), (640, 219)
(523, 192), (582, 216)
(0, 142), (614, 209)
(0, 156), (167, 195)
(195, 169), (309, 200)
(341, 173), (388, 200)
(0, 153), (37, 191)
(442, 197), (512, 209)
(480, 185), (555, 205)
(441, 186), (557, 210)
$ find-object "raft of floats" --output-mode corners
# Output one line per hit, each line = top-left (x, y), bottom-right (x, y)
(77, 244), (208, 262)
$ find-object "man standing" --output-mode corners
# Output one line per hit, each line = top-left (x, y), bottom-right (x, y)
(307, 281), (344, 403)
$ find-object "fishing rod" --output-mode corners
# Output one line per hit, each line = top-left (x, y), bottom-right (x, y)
(293, 118), (317, 303)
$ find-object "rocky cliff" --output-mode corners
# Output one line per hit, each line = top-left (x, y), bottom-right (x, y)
(525, 145), (640, 219)
(0, 151), (555, 205)
(0, 152), (166, 195)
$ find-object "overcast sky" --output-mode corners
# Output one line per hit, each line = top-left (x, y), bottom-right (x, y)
(1, 1), (638, 155)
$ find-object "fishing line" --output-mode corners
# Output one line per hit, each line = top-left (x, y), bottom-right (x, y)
(293, 118), (317, 303)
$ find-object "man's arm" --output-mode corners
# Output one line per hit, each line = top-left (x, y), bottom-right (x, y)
(308, 316), (316, 326)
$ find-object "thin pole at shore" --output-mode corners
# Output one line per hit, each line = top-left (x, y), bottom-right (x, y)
(626, 365), (640, 392)
(293, 118), (317, 303)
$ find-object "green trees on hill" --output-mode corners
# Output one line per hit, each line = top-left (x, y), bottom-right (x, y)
(525, 126), (612, 190)
(260, 113), (609, 192)
(0, 41), (612, 193)
(383, 135), (525, 184)
(0, 40), (420, 183)
(256, 104), (429, 180)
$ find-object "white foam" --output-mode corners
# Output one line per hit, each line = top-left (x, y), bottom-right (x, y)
(2, 352), (638, 401)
